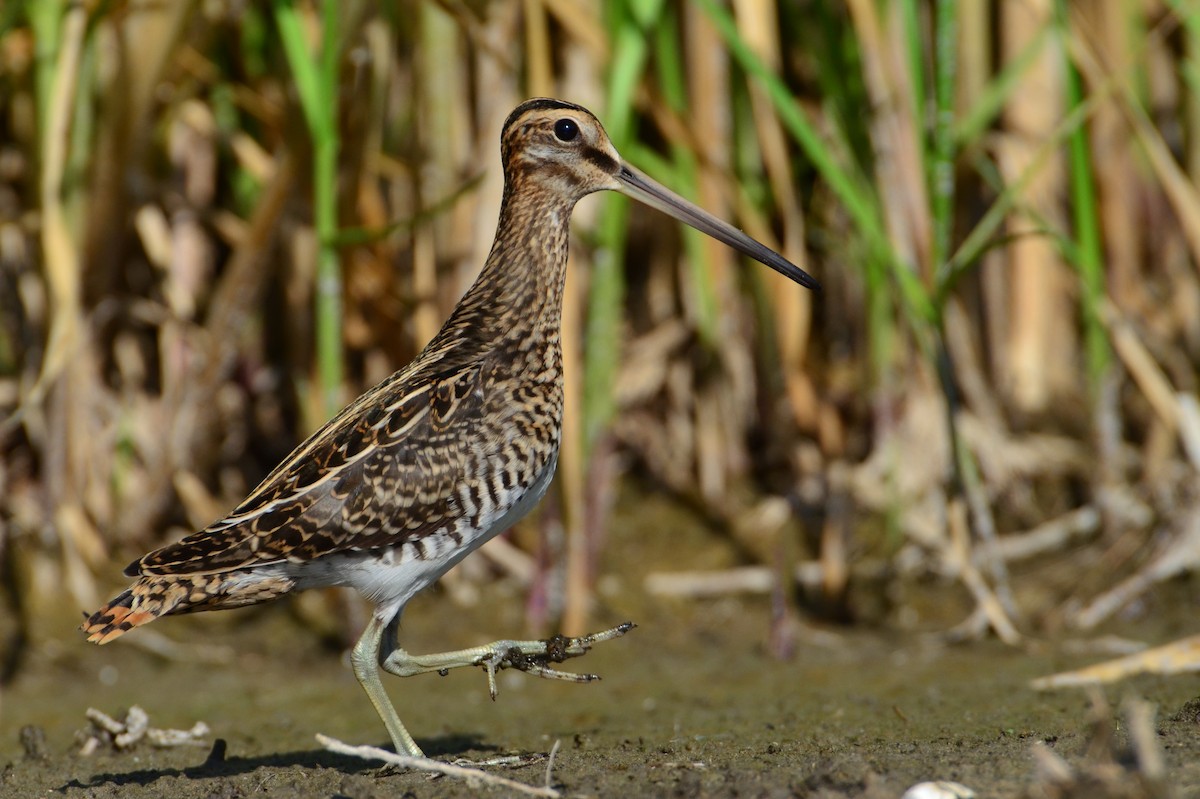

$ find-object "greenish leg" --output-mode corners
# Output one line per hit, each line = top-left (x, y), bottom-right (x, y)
(350, 614), (424, 758)
(381, 622), (635, 701)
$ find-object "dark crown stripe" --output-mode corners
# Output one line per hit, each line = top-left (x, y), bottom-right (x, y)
(503, 98), (591, 133)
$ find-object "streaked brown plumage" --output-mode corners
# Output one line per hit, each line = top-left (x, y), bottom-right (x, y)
(82, 98), (819, 758)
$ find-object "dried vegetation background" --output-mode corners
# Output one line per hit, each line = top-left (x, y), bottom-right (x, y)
(1, 0), (1199, 687)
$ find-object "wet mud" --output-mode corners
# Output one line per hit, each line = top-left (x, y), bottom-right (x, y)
(4, 494), (1199, 797)
(4, 588), (1200, 798)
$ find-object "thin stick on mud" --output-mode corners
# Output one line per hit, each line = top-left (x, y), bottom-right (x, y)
(1123, 699), (1166, 782)
(315, 734), (561, 797)
(544, 738), (561, 791)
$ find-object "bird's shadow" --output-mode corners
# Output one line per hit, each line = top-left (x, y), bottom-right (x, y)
(59, 734), (496, 790)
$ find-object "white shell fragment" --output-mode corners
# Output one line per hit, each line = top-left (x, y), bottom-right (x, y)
(902, 782), (977, 799)
(79, 705), (210, 754)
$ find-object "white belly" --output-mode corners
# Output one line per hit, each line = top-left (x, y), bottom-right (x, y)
(289, 453), (558, 620)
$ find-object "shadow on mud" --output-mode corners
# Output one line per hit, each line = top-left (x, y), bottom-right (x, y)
(58, 733), (495, 790)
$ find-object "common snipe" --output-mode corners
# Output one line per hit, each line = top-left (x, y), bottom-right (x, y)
(82, 98), (819, 758)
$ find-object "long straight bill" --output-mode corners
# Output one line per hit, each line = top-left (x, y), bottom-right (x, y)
(615, 163), (820, 291)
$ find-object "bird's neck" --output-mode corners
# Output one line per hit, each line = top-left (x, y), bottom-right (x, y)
(458, 181), (576, 342)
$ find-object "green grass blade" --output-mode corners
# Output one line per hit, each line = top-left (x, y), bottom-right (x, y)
(699, 0), (945, 333)
(652, 3), (719, 345)
(931, 0), (957, 274)
(271, 0), (343, 418)
(1058, 0), (1108, 384)
(954, 25), (1048, 145)
(940, 95), (1098, 300)
(583, 0), (666, 449)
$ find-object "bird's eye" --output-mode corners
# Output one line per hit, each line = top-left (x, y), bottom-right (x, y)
(554, 118), (579, 142)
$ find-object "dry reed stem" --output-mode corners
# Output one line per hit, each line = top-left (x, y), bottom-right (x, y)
(1071, 503), (1200, 630)
(947, 496), (1021, 645)
(955, 0), (990, 118)
(847, 0), (932, 275)
(944, 302), (1006, 432)
(732, 0), (815, 429)
(1102, 302), (1182, 433)
(1177, 394), (1200, 471)
(644, 560), (889, 598)
(31, 3), (86, 407)
(1002, 0), (1073, 413)
(819, 461), (850, 608)
(957, 440), (1015, 616)
(687, 1), (735, 315)
(1033, 634), (1200, 690)
(1082, 3), (1144, 309)
(972, 506), (1100, 565)
(31, 5), (101, 620)
(1068, 8), (1200, 279)
(523, 0), (553, 96)
(1189, 6), (1200, 185)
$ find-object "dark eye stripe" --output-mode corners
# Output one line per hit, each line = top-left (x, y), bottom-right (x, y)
(580, 146), (618, 173)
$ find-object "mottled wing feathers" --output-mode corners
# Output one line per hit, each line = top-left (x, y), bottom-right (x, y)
(131, 354), (488, 577)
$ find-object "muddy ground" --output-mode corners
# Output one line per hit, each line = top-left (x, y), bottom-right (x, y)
(3, 495), (1199, 798)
